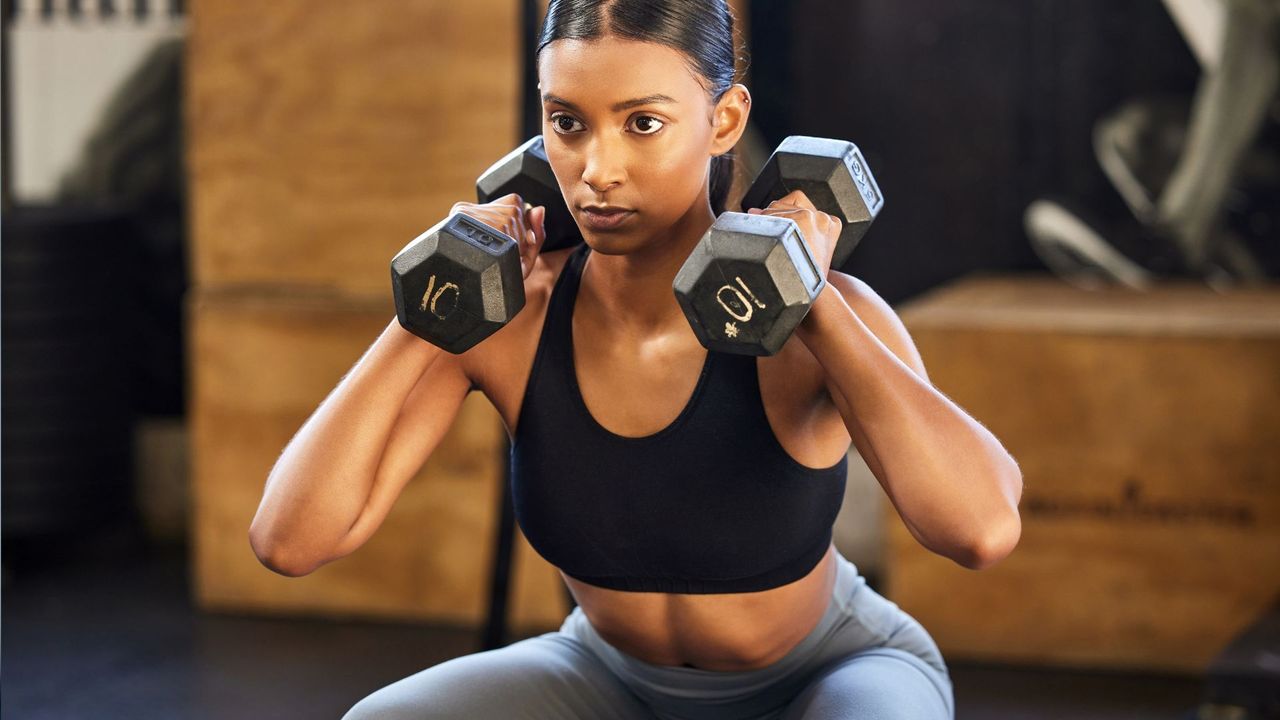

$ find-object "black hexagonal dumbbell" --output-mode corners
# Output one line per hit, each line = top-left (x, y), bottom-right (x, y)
(740, 136), (885, 270)
(391, 136), (581, 353)
(391, 213), (525, 354)
(673, 136), (884, 356)
(476, 136), (582, 253)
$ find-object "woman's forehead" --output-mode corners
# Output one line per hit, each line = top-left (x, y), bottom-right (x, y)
(538, 37), (704, 106)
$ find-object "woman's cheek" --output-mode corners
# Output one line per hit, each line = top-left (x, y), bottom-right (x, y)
(661, 149), (704, 195)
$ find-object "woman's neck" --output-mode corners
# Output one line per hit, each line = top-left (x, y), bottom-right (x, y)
(579, 197), (717, 336)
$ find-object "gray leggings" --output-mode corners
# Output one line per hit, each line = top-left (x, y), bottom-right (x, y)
(343, 549), (954, 719)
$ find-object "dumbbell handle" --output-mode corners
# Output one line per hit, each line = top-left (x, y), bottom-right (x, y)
(739, 136), (884, 270)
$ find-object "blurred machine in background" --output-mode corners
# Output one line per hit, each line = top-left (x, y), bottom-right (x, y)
(1024, 0), (1280, 290)
(749, 0), (1276, 302)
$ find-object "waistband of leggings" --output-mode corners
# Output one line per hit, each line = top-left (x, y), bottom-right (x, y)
(565, 547), (865, 692)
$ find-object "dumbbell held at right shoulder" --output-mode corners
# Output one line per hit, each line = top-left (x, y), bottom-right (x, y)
(390, 194), (547, 354)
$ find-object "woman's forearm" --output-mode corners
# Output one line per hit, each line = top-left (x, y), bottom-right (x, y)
(249, 317), (446, 575)
(796, 287), (1023, 569)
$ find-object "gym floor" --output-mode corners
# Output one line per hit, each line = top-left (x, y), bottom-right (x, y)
(3, 525), (1206, 720)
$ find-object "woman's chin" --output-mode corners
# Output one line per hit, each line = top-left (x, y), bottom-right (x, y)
(581, 233), (644, 256)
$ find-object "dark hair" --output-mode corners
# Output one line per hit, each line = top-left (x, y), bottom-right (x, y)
(536, 0), (741, 215)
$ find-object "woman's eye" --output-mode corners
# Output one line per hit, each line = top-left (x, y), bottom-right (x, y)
(630, 115), (665, 135)
(548, 114), (583, 134)
(546, 113), (664, 135)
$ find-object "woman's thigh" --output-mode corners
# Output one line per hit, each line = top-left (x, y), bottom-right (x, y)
(342, 632), (654, 720)
(780, 558), (954, 720)
(780, 648), (953, 720)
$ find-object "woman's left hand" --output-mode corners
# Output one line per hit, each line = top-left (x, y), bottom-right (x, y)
(745, 190), (842, 279)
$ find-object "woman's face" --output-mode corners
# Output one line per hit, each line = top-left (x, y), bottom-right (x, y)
(537, 37), (739, 255)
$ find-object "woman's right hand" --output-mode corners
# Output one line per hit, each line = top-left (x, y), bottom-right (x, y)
(450, 193), (547, 280)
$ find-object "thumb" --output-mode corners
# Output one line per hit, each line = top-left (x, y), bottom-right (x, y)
(520, 205), (547, 280)
(531, 205), (548, 250)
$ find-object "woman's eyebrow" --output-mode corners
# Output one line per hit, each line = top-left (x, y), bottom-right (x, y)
(542, 93), (678, 112)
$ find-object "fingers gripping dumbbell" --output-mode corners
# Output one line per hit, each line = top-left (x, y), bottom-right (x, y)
(390, 136), (580, 353)
(673, 136), (884, 356)
(740, 136), (884, 271)
(476, 136), (581, 253)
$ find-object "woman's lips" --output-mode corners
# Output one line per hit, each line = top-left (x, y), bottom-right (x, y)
(580, 207), (635, 231)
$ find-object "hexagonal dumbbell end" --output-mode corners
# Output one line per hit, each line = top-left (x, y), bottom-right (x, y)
(476, 135), (581, 252)
(673, 212), (826, 356)
(740, 136), (884, 269)
(390, 213), (525, 354)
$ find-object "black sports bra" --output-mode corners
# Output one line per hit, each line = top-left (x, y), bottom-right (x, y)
(510, 244), (848, 593)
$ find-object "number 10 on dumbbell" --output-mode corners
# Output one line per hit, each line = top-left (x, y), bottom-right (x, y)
(390, 136), (576, 354)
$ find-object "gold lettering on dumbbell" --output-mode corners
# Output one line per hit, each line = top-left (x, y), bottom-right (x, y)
(420, 274), (461, 320)
(724, 322), (739, 338)
(715, 276), (766, 323)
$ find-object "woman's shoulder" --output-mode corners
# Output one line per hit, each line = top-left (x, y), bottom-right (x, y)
(456, 246), (579, 397)
(525, 245), (579, 299)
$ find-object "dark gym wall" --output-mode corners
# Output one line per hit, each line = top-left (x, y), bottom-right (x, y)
(750, 0), (1202, 303)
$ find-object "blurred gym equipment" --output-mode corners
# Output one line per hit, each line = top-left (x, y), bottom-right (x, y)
(1025, 0), (1280, 289)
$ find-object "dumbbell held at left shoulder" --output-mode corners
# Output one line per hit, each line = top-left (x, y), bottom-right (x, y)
(673, 136), (884, 356)
(672, 195), (840, 357)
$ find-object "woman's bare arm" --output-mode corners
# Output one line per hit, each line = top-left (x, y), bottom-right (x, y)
(248, 317), (471, 576)
(249, 195), (545, 577)
(795, 272), (1023, 570)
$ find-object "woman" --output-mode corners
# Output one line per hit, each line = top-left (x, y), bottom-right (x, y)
(250, 1), (1023, 717)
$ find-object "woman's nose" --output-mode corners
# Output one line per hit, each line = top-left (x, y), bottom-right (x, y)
(581, 138), (625, 193)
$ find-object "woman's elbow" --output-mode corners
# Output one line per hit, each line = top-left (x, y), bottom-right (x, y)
(249, 527), (317, 578)
(963, 510), (1022, 571)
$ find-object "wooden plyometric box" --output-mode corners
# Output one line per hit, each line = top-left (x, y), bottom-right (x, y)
(890, 276), (1280, 674)
(189, 288), (568, 633)
(186, 0), (521, 294)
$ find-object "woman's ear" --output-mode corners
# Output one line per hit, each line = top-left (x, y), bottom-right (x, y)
(709, 83), (751, 155)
